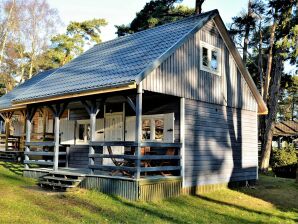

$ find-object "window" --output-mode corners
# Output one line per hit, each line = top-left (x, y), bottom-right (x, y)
(200, 41), (221, 75)
(154, 119), (164, 140)
(142, 119), (151, 140)
(142, 115), (166, 142)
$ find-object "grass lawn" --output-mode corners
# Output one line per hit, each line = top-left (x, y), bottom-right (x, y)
(0, 162), (297, 224)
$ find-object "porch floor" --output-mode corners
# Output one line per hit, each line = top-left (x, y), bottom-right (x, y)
(25, 167), (181, 181)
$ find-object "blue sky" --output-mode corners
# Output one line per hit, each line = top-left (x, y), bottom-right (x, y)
(48, 0), (247, 41)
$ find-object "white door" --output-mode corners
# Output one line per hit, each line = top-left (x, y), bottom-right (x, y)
(104, 113), (124, 165)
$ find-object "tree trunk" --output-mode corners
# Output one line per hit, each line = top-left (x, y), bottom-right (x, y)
(0, 0), (15, 66)
(260, 58), (282, 173)
(195, 0), (205, 14)
(258, 21), (263, 96)
(243, 0), (252, 65)
(263, 14), (277, 103)
(28, 57), (34, 79)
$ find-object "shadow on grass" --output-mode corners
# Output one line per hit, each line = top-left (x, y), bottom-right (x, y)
(108, 195), (255, 224)
(0, 161), (23, 176)
(196, 194), (298, 223)
(237, 175), (298, 213)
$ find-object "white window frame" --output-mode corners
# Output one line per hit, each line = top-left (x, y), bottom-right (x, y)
(200, 41), (221, 76)
(142, 114), (166, 142)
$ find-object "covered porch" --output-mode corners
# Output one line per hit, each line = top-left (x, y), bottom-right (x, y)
(20, 84), (185, 199)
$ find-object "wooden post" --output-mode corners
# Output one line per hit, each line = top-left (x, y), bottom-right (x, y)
(89, 112), (96, 174)
(180, 98), (185, 187)
(42, 107), (47, 140)
(1, 112), (14, 151)
(24, 108), (36, 169)
(135, 82), (142, 179)
(53, 115), (60, 171)
(4, 118), (10, 151)
(48, 102), (68, 171)
(81, 99), (100, 174)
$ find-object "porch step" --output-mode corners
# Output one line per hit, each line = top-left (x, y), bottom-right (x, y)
(38, 172), (86, 191)
(0, 151), (23, 162)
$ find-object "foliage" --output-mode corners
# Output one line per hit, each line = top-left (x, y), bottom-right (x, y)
(0, 0), (60, 92)
(44, 19), (107, 68)
(0, 162), (297, 223)
(277, 74), (298, 121)
(271, 144), (297, 168)
(115, 0), (194, 36)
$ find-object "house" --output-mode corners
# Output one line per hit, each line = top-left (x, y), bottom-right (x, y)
(272, 121), (298, 149)
(0, 10), (267, 200)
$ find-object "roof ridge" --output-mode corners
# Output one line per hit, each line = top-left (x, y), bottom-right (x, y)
(94, 9), (219, 48)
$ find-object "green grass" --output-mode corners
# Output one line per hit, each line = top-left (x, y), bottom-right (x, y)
(0, 161), (297, 224)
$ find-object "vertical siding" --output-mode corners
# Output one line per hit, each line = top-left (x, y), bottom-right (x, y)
(184, 99), (258, 187)
(143, 20), (258, 112)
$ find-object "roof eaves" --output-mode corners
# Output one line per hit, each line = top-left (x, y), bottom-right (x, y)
(212, 15), (268, 115)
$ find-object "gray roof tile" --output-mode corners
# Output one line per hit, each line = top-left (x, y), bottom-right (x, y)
(12, 10), (218, 103)
(0, 69), (56, 110)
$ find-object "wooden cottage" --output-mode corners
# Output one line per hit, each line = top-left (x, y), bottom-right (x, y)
(0, 10), (267, 200)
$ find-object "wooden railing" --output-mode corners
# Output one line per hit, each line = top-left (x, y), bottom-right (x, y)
(88, 141), (182, 178)
(0, 134), (20, 151)
(23, 141), (67, 167)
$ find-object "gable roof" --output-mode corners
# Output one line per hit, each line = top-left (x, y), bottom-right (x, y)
(273, 121), (298, 137)
(9, 10), (267, 114)
(12, 10), (218, 103)
(0, 69), (56, 112)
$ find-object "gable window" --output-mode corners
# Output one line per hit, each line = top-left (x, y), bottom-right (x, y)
(200, 41), (221, 75)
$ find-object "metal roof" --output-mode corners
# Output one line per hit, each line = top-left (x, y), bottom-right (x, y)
(12, 10), (218, 103)
(0, 69), (56, 111)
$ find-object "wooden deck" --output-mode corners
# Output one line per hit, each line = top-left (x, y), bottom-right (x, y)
(23, 167), (182, 200)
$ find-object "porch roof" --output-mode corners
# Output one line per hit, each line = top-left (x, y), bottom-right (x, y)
(0, 69), (56, 111)
(273, 121), (298, 137)
(12, 10), (218, 104)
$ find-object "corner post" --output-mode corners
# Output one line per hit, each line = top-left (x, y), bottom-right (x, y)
(180, 98), (185, 187)
(53, 114), (60, 171)
(89, 111), (96, 174)
(135, 82), (142, 179)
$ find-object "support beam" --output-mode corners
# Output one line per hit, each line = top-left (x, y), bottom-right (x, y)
(24, 107), (36, 169)
(81, 99), (101, 174)
(1, 111), (14, 151)
(180, 98), (185, 187)
(135, 82), (142, 179)
(48, 102), (69, 171)
(126, 96), (136, 112)
(53, 115), (60, 171)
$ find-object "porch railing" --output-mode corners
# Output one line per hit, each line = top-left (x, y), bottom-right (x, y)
(24, 141), (67, 167)
(88, 141), (182, 178)
(0, 134), (20, 151)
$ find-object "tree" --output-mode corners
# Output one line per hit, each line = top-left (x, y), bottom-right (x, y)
(259, 0), (297, 172)
(115, 0), (194, 36)
(195, 0), (205, 14)
(278, 74), (298, 121)
(229, 0), (265, 65)
(0, 0), (15, 66)
(44, 19), (107, 68)
(24, 0), (60, 79)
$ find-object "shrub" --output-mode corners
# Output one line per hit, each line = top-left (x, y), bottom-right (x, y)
(272, 144), (297, 168)
(271, 144), (297, 179)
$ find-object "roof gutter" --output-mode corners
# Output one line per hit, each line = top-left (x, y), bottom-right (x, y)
(0, 105), (26, 113)
(12, 82), (137, 106)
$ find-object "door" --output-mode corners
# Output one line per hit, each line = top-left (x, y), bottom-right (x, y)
(104, 113), (124, 165)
